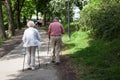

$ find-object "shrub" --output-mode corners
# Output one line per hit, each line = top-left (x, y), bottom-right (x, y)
(79, 0), (120, 40)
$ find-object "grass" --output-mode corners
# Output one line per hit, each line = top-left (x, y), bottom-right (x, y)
(63, 30), (120, 80)
(0, 39), (4, 44)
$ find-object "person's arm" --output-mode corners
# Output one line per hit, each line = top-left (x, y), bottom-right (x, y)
(22, 31), (26, 43)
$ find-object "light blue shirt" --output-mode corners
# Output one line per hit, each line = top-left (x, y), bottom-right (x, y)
(22, 27), (41, 47)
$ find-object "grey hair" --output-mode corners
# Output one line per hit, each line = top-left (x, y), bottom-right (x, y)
(27, 21), (35, 27)
(54, 17), (59, 21)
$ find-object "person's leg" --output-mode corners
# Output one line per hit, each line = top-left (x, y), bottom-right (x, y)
(50, 36), (56, 62)
(55, 36), (62, 63)
(26, 47), (31, 68)
(31, 46), (37, 70)
(39, 23), (42, 27)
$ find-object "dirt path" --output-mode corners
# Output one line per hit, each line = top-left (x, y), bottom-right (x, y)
(0, 28), (60, 80)
(0, 34), (22, 57)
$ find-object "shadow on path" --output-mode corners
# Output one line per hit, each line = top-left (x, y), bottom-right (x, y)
(0, 27), (60, 80)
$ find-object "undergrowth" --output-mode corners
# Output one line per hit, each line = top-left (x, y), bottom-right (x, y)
(63, 30), (120, 80)
(0, 39), (4, 44)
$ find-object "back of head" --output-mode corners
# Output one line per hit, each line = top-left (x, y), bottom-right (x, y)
(27, 20), (35, 27)
(54, 17), (59, 22)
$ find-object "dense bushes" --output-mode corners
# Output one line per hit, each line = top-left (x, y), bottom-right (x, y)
(79, 0), (120, 39)
(63, 0), (120, 79)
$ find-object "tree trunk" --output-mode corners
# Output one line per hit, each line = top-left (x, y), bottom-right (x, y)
(16, 0), (25, 30)
(16, 10), (21, 30)
(36, 10), (39, 20)
(5, 0), (15, 36)
(16, 0), (21, 30)
(23, 16), (27, 26)
(0, 1), (6, 39)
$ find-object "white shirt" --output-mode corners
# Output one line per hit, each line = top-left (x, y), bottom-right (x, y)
(22, 27), (41, 47)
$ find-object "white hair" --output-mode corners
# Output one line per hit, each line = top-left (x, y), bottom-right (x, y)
(27, 21), (35, 27)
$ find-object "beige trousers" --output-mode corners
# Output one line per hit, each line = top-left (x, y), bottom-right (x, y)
(50, 36), (62, 63)
(26, 46), (37, 68)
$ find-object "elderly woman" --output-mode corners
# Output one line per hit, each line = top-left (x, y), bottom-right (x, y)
(22, 20), (41, 70)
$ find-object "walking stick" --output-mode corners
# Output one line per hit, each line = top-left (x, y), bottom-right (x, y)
(22, 47), (26, 71)
(37, 46), (40, 67)
(60, 42), (63, 61)
(46, 38), (50, 66)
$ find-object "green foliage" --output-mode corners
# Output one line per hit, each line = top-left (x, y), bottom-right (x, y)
(49, 0), (66, 13)
(21, 0), (36, 19)
(64, 30), (120, 80)
(63, 21), (79, 34)
(72, 0), (89, 10)
(0, 39), (4, 44)
(49, 0), (74, 22)
(36, 0), (50, 14)
(63, 0), (120, 79)
(79, 0), (120, 39)
(2, 4), (8, 30)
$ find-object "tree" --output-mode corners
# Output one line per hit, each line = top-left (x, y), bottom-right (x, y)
(5, 0), (15, 36)
(79, 0), (120, 39)
(13, 0), (25, 30)
(34, 0), (51, 25)
(49, 0), (73, 22)
(0, 1), (6, 39)
(72, 0), (89, 10)
(21, 0), (35, 20)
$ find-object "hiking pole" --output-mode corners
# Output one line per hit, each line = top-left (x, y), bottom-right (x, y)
(22, 47), (26, 71)
(37, 46), (40, 67)
(46, 38), (50, 66)
(60, 42), (63, 61)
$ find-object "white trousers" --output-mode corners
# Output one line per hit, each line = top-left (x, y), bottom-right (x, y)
(26, 46), (37, 67)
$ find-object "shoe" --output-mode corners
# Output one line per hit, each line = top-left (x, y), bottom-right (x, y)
(31, 67), (36, 70)
(26, 67), (31, 70)
(51, 60), (55, 63)
(55, 62), (60, 65)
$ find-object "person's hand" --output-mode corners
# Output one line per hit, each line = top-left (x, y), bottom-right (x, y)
(49, 36), (50, 40)
(48, 32), (50, 40)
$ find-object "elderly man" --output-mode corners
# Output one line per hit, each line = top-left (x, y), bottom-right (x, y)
(48, 17), (64, 65)
(22, 20), (41, 70)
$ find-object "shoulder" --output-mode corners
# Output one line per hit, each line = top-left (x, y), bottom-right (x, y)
(49, 22), (54, 27)
(33, 28), (37, 30)
(33, 28), (39, 33)
(24, 28), (29, 32)
(50, 22), (54, 25)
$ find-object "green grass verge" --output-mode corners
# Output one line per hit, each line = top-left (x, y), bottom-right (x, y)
(63, 30), (120, 80)
(0, 39), (4, 44)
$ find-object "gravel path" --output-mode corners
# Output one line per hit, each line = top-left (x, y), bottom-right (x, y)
(0, 28), (60, 80)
